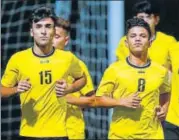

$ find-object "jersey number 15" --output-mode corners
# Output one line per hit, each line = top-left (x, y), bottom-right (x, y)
(39, 70), (52, 84)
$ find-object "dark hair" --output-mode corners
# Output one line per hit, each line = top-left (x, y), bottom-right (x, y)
(29, 6), (56, 27)
(55, 17), (71, 34)
(126, 18), (151, 39)
(132, 0), (160, 16)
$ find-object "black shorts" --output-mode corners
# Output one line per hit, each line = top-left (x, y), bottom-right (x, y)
(18, 136), (68, 140)
(163, 121), (179, 140)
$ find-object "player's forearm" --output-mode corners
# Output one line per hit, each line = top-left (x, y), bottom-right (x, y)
(65, 75), (86, 94)
(66, 95), (95, 107)
(95, 96), (120, 108)
(0, 86), (17, 97)
(160, 93), (170, 113)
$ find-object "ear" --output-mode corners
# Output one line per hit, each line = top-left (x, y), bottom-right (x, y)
(30, 28), (33, 37)
(148, 39), (153, 48)
(65, 36), (70, 46)
(125, 39), (129, 48)
(155, 16), (160, 26)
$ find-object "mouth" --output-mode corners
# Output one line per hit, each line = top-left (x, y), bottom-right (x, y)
(134, 43), (142, 46)
(40, 37), (48, 40)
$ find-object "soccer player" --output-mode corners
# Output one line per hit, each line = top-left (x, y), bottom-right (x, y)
(53, 17), (95, 139)
(116, 0), (177, 68)
(0, 6), (86, 140)
(94, 18), (170, 139)
(163, 42), (179, 139)
(115, 1), (178, 138)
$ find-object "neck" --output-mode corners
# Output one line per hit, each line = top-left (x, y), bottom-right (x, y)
(128, 53), (148, 66)
(151, 29), (156, 40)
(33, 44), (53, 56)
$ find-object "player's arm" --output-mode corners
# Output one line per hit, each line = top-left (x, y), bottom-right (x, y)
(156, 70), (171, 121)
(1, 54), (31, 97)
(1, 79), (31, 97)
(66, 60), (96, 107)
(65, 90), (96, 107)
(65, 73), (87, 94)
(0, 85), (18, 97)
(95, 65), (141, 108)
(56, 53), (87, 97)
(95, 92), (141, 108)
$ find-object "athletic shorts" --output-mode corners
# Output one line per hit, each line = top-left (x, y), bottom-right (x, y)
(163, 121), (179, 140)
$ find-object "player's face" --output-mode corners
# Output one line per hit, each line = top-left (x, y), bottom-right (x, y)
(126, 26), (150, 56)
(53, 27), (69, 50)
(136, 13), (159, 33)
(30, 18), (55, 47)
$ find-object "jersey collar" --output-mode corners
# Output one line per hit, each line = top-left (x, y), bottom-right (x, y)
(126, 57), (151, 69)
(32, 47), (55, 58)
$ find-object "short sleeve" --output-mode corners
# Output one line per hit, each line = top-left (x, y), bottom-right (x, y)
(1, 55), (19, 87)
(159, 70), (171, 94)
(68, 53), (84, 79)
(115, 36), (129, 61)
(78, 60), (94, 95)
(96, 66), (117, 97)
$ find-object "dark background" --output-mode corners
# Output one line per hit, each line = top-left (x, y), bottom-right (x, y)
(125, 0), (179, 40)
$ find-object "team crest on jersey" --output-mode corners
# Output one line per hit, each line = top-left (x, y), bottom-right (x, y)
(40, 60), (49, 64)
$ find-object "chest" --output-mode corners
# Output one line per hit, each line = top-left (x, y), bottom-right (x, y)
(116, 68), (164, 93)
(18, 58), (71, 85)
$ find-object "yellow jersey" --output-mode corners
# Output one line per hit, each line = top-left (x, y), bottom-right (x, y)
(66, 59), (94, 139)
(116, 31), (177, 68)
(1, 48), (84, 137)
(166, 42), (179, 126)
(96, 59), (170, 139)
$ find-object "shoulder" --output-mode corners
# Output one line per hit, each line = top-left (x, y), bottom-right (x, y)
(55, 50), (75, 60)
(10, 48), (32, 60)
(77, 59), (87, 68)
(150, 61), (167, 74)
(156, 31), (177, 43)
(118, 36), (127, 45)
(107, 61), (126, 72)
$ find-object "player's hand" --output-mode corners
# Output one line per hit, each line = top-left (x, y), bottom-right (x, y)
(17, 78), (31, 93)
(119, 92), (141, 109)
(155, 105), (166, 121)
(55, 79), (68, 97)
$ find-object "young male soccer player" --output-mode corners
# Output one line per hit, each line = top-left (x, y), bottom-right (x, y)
(53, 17), (94, 139)
(116, 0), (177, 68)
(94, 18), (170, 139)
(115, 1), (178, 138)
(0, 6), (86, 140)
(163, 42), (179, 139)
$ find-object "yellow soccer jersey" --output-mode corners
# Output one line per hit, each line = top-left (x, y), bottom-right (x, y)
(96, 58), (170, 139)
(1, 48), (84, 137)
(166, 42), (179, 126)
(116, 31), (177, 68)
(66, 59), (94, 139)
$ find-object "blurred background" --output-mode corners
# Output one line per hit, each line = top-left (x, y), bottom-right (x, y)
(1, 0), (179, 140)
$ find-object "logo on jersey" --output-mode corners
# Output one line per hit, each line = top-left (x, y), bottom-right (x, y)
(138, 70), (145, 74)
(40, 60), (49, 64)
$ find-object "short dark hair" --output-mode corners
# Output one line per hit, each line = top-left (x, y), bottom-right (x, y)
(29, 6), (56, 27)
(55, 17), (71, 34)
(132, 0), (160, 16)
(126, 18), (151, 39)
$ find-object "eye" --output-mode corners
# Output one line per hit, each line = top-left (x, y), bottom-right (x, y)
(36, 24), (42, 28)
(130, 34), (136, 38)
(141, 34), (147, 38)
(46, 24), (54, 28)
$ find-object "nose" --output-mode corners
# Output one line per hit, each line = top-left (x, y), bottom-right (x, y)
(41, 27), (47, 35)
(135, 36), (141, 41)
